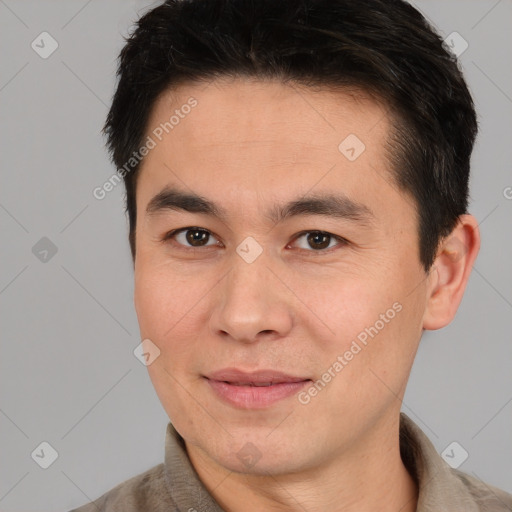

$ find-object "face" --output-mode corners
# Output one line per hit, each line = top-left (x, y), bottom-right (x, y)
(133, 77), (430, 475)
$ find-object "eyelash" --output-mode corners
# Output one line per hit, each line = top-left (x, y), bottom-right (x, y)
(161, 227), (348, 255)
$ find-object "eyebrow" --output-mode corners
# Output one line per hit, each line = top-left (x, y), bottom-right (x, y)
(146, 186), (375, 226)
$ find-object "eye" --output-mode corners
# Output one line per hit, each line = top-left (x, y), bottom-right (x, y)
(162, 227), (221, 249)
(162, 227), (347, 254)
(288, 230), (348, 254)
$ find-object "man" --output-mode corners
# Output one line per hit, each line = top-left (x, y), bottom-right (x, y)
(72, 0), (512, 510)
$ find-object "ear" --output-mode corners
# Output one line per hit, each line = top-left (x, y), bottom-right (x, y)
(422, 214), (481, 330)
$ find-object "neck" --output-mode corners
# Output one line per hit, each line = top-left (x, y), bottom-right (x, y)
(186, 413), (418, 512)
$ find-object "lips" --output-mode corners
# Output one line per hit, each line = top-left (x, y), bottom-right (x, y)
(230, 382), (273, 386)
(206, 368), (310, 385)
(204, 368), (311, 408)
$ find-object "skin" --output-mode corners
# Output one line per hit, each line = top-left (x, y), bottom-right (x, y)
(133, 77), (480, 512)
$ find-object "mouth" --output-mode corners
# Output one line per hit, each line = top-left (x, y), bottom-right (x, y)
(204, 368), (312, 409)
(227, 382), (281, 387)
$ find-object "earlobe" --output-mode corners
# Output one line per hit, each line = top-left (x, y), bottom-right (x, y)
(422, 214), (481, 330)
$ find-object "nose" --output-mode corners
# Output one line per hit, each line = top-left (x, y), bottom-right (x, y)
(209, 251), (294, 344)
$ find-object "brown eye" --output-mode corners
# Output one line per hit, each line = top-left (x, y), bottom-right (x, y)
(164, 227), (219, 248)
(290, 231), (347, 253)
(306, 232), (331, 250)
(184, 228), (210, 246)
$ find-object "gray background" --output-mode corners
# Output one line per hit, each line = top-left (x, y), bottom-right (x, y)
(0, 1), (511, 510)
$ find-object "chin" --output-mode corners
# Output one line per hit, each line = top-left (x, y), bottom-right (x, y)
(212, 429), (313, 475)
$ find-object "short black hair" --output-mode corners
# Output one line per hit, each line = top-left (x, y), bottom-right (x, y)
(104, 0), (478, 272)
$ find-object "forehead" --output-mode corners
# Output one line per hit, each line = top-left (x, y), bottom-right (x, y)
(147, 77), (390, 152)
(136, 77), (412, 227)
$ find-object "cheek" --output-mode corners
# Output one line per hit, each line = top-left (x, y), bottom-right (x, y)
(135, 262), (198, 335)
(293, 274), (401, 343)
(133, 264), (209, 421)
(134, 267), (169, 337)
(134, 262), (214, 371)
(331, 289), (423, 401)
(302, 273), (421, 385)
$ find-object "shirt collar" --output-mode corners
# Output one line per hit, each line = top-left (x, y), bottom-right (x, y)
(399, 412), (479, 511)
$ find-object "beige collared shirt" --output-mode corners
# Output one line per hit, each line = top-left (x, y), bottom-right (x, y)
(71, 412), (512, 511)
